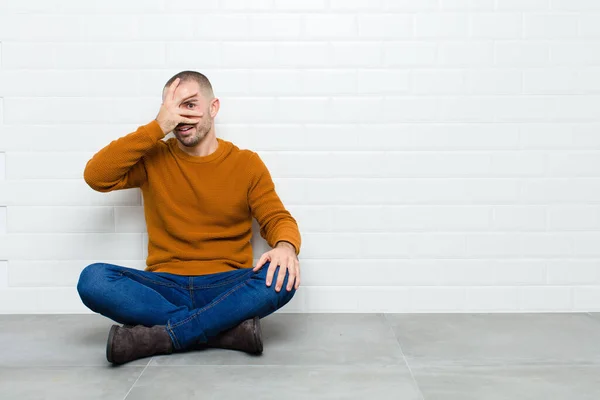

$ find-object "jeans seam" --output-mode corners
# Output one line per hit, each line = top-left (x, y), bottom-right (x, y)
(121, 270), (181, 288)
(189, 277), (195, 309)
(170, 277), (253, 329)
(166, 323), (181, 349)
(191, 268), (255, 289)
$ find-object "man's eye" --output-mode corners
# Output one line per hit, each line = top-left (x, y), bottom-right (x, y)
(186, 103), (195, 108)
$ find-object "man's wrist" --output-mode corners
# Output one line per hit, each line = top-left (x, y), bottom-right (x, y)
(275, 241), (296, 252)
(155, 118), (170, 135)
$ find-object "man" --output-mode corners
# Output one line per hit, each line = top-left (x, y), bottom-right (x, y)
(77, 71), (301, 365)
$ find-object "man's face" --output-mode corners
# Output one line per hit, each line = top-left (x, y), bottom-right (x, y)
(163, 79), (215, 148)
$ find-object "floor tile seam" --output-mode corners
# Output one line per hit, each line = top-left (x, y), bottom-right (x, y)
(586, 312), (600, 326)
(0, 364), (147, 368)
(406, 361), (600, 369)
(145, 362), (411, 368)
(122, 361), (150, 400)
(383, 313), (426, 400)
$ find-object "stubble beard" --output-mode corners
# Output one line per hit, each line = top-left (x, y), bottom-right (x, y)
(178, 120), (211, 148)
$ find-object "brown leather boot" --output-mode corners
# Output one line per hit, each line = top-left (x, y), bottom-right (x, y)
(197, 316), (263, 354)
(106, 324), (174, 365)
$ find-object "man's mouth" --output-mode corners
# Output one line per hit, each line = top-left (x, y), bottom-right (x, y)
(176, 125), (194, 134)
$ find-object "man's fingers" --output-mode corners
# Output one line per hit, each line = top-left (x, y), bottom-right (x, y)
(266, 259), (278, 287)
(179, 117), (201, 125)
(174, 91), (200, 106)
(295, 274), (301, 289)
(275, 262), (288, 292)
(179, 110), (204, 118)
(254, 253), (269, 271)
(286, 260), (297, 291)
(175, 110), (203, 126)
(287, 259), (300, 292)
(167, 78), (180, 102)
(295, 261), (301, 289)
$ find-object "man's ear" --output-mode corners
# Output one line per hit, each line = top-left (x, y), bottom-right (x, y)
(210, 97), (220, 118)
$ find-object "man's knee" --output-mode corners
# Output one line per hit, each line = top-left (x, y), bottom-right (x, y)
(254, 263), (297, 309)
(77, 263), (107, 305)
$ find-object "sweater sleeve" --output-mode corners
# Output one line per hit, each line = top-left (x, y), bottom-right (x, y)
(83, 120), (165, 192)
(247, 152), (301, 256)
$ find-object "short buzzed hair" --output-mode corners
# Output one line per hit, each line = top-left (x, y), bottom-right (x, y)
(163, 70), (214, 99)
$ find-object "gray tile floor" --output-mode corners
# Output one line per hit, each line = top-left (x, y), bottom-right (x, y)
(1, 313), (600, 399)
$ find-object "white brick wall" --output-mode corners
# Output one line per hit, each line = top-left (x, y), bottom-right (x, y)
(1, 0), (600, 313)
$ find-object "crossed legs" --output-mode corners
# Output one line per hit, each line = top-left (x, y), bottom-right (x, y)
(76, 261), (296, 351)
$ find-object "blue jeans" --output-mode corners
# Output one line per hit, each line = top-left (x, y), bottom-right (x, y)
(76, 261), (296, 351)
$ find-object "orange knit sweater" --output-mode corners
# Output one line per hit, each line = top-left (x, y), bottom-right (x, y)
(83, 119), (301, 276)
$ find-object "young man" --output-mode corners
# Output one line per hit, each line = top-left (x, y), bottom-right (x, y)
(77, 71), (301, 365)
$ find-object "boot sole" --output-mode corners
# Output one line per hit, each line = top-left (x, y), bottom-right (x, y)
(106, 325), (119, 364)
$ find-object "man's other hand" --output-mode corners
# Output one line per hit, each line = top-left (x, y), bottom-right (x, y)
(253, 242), (300, 292)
